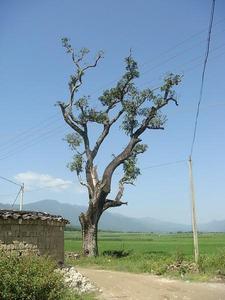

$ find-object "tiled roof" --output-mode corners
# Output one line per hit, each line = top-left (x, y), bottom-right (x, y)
(0, 210), (69, 224)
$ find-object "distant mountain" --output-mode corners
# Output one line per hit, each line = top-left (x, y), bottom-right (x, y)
(199, 220), (225, 232)
(0, 199), (224, 232)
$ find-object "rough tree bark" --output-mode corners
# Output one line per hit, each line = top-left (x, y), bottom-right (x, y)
(79, 212), (99, 256)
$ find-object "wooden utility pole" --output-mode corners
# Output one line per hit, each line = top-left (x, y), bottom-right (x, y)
(188, 156), (199, 264)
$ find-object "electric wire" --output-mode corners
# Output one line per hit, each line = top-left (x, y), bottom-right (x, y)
(138, 18), (225, 69)
(0, 113), (59, 150)
(88, 18), (225, 97)
(0, 175), (22, 187)
(142, 160), (187, 170)
(1, 16), (223, 158)
(0, 5), (222, 213)
(1, 41), (224, 162)
(0, 125), (66, 161)
(0, 42), (224, 162)
(0, 4), (221, 165)
(190, 0), (216, 157)
(140, 30), (225, 78)
(139, 42), (225, 89)
(11, 187), (22, 207)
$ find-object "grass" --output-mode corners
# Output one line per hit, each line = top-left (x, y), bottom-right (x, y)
(65, 231), (225, 281)
(65, 231), (225, 256)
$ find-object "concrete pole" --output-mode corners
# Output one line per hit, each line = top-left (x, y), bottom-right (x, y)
(19, 183), (24, 211)
(188, 156), (199, 264)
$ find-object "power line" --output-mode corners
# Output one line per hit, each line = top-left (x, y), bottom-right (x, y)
(1, 45), (223, 162)
(139, 18), (225, 67)
(139, 41), (225, 89)
(190, 0), (216, 157)
(0, 175), (22, 187)
(0, 8), (221, 163)
(140, 30), (225, 78)
(177, 46), (225, 75)
(89, 23), (225, 99)
(142, 159), (187, 170)
(11, 187), (22, 207)
(1, 18), (224, 153)
(1, 41), (224, 162)
(0, 113), (59, 149)
(0, 125), (66, 161)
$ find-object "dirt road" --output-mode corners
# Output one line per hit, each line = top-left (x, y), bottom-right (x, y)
(77, 268), (225, 300)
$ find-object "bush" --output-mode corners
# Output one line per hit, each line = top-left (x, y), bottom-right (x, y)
(0, 251), (66, 300)
(102, 249), (131, 258)
(198, 250), (225, 277)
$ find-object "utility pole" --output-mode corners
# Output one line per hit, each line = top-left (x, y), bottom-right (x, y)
(19, 183), (24, 211)
(188, 156), (199, 264)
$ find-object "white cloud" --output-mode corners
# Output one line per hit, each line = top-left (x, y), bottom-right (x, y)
(15, 171), (72, 192)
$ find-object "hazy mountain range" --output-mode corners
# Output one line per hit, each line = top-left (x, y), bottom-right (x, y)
(0, 199), (225, 232)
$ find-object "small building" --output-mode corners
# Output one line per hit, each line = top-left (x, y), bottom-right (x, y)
(0, 210), (69, 262)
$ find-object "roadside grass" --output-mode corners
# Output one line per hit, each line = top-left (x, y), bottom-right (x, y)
(65, 231), (225, 281)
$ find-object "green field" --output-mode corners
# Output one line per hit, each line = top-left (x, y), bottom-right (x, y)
(65, 231), (225, 256)
(65, 231), (225, 280)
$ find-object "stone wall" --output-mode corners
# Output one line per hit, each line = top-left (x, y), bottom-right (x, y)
(0, 240), (40, 256)
(0, 218), (65, 262)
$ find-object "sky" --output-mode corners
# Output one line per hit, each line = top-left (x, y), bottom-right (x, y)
(0, 0), (225, 225)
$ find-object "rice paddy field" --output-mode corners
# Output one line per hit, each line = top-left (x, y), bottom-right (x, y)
(65, 231), (225, 256)
(65, 231), (225, 280)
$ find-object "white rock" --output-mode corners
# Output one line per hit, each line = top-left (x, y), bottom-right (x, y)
(57, 266), (97, 294)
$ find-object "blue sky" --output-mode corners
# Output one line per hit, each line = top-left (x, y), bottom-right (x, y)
(0, 0), (224, 224)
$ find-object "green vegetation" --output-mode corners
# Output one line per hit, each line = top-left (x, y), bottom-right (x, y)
(0, 252), (95, 300)
(65, 231), (225, 281)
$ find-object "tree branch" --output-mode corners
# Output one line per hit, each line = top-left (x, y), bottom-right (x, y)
(83, 54), (103, 72)
(101, 87), (178, 194)
(103, 199), (127, 212)
(59, 103), (85, 137)
(147, 126), (164, 130)
(102, 136), (141, 193)
(91, 108), (124, 160)
(133, 93), (178, 138)
(91, 70), (135, 160)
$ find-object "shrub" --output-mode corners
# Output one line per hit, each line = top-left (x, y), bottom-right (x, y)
(102, 249), (131, 258)
(0, 251), (66, 300)
(198, 250), (225, 277)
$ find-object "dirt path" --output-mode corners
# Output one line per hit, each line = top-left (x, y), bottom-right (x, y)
(77, 268), (225, 300)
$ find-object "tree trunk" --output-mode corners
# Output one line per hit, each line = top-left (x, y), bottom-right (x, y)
(79, 212), (99, 256)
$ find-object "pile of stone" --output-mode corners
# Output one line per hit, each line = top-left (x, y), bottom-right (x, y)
(58, 266), (97, 294)
(0, 240), (40, 256)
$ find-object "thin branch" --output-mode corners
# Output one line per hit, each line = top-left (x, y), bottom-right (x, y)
(91, 108), (124, 159)
(78, 175), (93, 197)
(147, 126), (164, 130)
(68, 50), (103, 107)
(103, 199), (128, 212)
(133, 93), (177, 138)
(83, 54), (103, 72)
(91, 71), (134, 160)
(59, 103), (85, 137)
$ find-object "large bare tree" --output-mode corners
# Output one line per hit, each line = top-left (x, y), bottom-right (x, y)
(58, 38), (181, 256)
